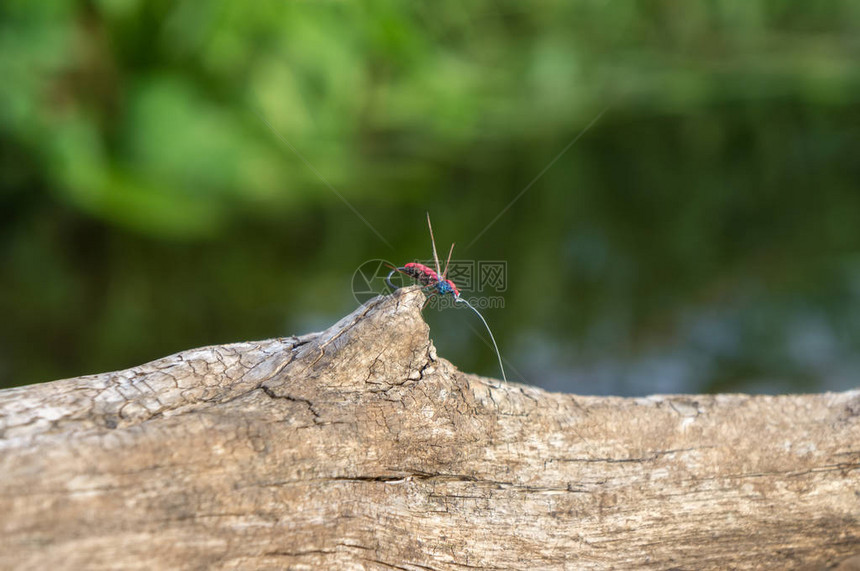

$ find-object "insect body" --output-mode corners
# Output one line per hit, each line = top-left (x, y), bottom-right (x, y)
(386, 214), (507, 385)
(399, 262), (460, 297)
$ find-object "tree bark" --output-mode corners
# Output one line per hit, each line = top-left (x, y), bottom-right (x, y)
(1, 287), (858, 570)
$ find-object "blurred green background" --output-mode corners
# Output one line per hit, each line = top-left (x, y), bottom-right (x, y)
(2, 1), (860, 395)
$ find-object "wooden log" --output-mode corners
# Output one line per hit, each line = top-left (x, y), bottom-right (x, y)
(1, 287), (858, 570)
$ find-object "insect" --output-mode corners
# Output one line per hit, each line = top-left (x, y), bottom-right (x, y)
(386, 213), (508, 385)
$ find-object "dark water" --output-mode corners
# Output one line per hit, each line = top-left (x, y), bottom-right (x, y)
(2, 2), (859, 395)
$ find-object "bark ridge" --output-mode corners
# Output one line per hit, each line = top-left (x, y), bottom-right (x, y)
(0, 287), (858, 570)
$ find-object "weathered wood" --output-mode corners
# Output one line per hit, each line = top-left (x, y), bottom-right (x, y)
(1, 287), (858, 570)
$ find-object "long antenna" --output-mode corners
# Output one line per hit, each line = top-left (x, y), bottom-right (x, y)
(443, 243), (455, 278)
(426, 212), (443, 276)
(456, 298), (507, 385)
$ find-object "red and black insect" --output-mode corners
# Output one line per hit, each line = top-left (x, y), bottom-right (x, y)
(387, 213), (459, 298)
(397, 262), (460, 297)
(386, 213), (507, 384)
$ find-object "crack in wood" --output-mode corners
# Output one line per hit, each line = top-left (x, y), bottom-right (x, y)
(0, 288), (857, 570)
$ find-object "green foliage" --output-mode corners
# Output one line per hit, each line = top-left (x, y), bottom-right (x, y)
(2, 1), (860, 393)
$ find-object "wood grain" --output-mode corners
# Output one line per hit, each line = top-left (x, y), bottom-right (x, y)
(1, 287), (858, 570)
